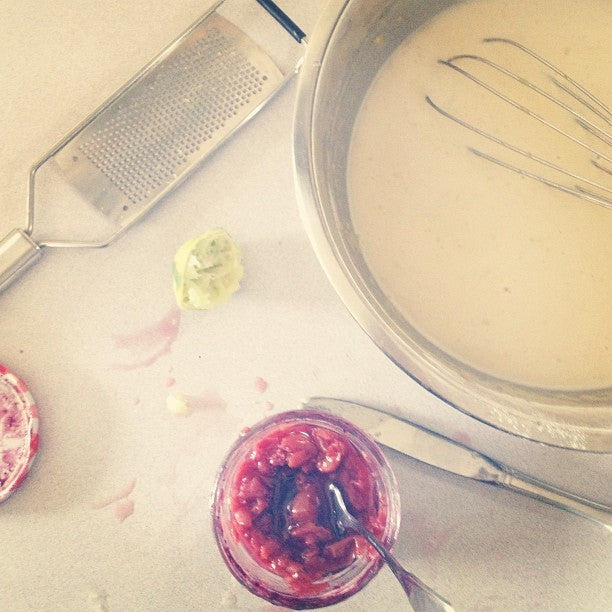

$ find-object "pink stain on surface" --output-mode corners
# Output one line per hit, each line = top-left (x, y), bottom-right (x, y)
(111, 308), (181, 370)
(254, 376), (268, 394)
(451, 431), (472, 447)
(410, 511), (457, 560)
(196, 390), (227, 411)
(92, 479), (136, 510)
(165, 377), (176, 388)
(263, 400), (274, 411)
(114, 498), (135, 523)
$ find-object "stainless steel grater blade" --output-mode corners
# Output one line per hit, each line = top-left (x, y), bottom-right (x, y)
(0, 0), (305, 292)
(54, 12), (283, 224)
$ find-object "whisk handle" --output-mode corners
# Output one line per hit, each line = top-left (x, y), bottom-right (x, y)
(0, 229), (41, 292)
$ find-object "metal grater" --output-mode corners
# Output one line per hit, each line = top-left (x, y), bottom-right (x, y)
(0, 0), (305, 291)
(54, 13), (282, 224)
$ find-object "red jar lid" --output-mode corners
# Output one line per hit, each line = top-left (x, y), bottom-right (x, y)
(0, 363), (39, 503)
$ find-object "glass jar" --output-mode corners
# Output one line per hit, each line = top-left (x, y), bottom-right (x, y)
(211, 409), (401, 609)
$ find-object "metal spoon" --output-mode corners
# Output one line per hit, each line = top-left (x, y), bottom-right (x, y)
(327, 483), (454, 612)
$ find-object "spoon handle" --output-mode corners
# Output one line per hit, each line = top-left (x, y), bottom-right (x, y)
(327, 482), (454, 610)
(357, 525), (454, 612)
(389, 562), (455, 612)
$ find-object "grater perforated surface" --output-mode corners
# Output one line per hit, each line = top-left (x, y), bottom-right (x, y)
(54, 13), (283, 222)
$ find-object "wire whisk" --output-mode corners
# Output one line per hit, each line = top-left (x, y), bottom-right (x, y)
(426, 38), (612, 211)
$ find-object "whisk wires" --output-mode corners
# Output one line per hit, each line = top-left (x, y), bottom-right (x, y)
(426, 38), (612, 210)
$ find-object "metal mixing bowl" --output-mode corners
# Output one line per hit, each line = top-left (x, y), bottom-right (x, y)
(293, 0), (611, 451)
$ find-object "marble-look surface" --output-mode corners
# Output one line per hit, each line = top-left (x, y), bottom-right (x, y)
(1, 1), (610, 610)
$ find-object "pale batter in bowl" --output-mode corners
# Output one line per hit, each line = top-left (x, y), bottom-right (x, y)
(348, 0), (611, 389)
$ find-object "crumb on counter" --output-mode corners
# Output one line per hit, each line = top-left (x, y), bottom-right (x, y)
(166, 393), (193, 416)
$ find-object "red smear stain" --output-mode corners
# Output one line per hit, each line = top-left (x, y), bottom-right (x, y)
(92, 479), (136, 509)
(196, 390), (227, 411)
(410, 511), (457, 559)
(160, 393), (241, 519)
(160, 389), (230, 489)
(254, 376), (268, 394)
(92, 479), (136, 523)
(111, 308), (180, 370)
(165, 377), (176, 388)
(451, 431), (472, 446)
(114, 498), (135, 523)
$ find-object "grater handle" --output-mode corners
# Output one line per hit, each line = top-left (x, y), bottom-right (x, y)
(255, 0), (307, 43)
(0, 229), (42, 292)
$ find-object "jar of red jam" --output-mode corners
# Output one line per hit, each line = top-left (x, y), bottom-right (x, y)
(211, 409), (400, 608)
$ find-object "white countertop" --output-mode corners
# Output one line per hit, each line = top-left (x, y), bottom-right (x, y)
(1, 1), (610, 610)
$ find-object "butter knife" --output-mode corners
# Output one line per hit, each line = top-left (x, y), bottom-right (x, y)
(303, 397), (611, 531)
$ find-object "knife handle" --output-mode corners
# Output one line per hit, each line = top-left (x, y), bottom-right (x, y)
(496, 467), (611, 532)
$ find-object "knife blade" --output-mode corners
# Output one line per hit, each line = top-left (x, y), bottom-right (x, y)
(303, 397), (611, 531)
